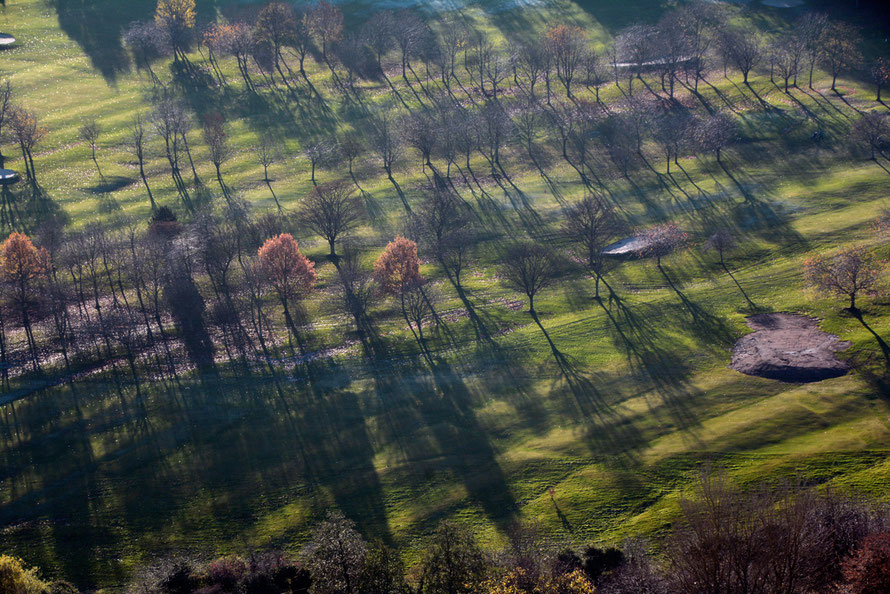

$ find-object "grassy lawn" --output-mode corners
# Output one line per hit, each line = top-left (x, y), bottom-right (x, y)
(0, 0), (889, 590)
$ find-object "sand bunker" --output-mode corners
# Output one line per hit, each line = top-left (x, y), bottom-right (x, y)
(730, 313), (850, 382)
(602, 235), (653, 257)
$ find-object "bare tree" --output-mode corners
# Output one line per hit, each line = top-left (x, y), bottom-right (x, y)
(702, 228), (737, 267)
(582, 51), (609, 104)
(563, 195), (622, 299)
(339, 133), (366, 194)
(361, 10), (395, 71)
(8, 106), (47, 184)
(819, 21), (862, 92)
(392, 10), (427, 84)
(371, 112), (408, 211)
(544, 25), (587, 99)
(769, 34), (804, 93)
(0, 81), (13, 169)
(254, 2), (298, 85)
(849, 112), (889, 161)
(123, 20), (169, 82)
(412, 187), (474, 289)
(871, 57), (890, 102)
(202, 112), (233, 200)
(693, 111), (736, 164)
(654, 12), (692, 98)
(720, 26), (762, 85)
(303, 138), (338, 187)
(254, 133), (281, 210)
(402, 112), (439, 172)
(795, 12), (828, 88)
(637, 223), (687, 268)
(79, 121), (104, 180)
(298, 180), (364, 258)
(151, 98), (190, 206)
(804, 246), (883, 311)
(674, 1), (721, 93)
(514, 42), (547, 101)
(615, 24), (656, 95)
(499, 241), (560, 314)
(130, 116), (155, 209)
(654, 108), (694, 173)
(303, 0), (344, 69)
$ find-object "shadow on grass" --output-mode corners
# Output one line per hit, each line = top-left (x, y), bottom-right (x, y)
(88, 176), (134, 194)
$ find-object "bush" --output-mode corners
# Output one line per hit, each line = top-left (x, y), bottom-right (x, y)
(841, 532), (890, 594)
(0, 555), (50, 594)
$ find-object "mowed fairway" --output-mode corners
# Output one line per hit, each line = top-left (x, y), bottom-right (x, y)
(0, 0), (889, 589)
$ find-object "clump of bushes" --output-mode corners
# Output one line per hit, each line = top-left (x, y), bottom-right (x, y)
(0, 555), (75, 594)
(128, 553), (311, 594)
(12, 474), (890, 594)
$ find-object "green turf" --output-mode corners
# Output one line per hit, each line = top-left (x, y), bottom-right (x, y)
(1, 0), (889, 590)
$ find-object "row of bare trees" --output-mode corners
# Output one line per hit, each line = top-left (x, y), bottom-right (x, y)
(130, 0), (890, 105)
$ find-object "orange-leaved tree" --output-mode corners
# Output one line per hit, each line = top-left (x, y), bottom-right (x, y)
(373, 237), (430, 344)
(0, 232), (49, 371)
(373, 236), (423, 296)
(258, 233), (316, 352)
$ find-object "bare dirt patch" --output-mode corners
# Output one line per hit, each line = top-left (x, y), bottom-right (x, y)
(730, 313), (851, 382)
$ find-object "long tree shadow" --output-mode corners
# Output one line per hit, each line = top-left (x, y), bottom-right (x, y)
(852, 309), (890, 370)
(364, 340), (521, 535)
(658, 264), (735, 347)
(529, 311), (645, 458)
(595, 281), (702, 433)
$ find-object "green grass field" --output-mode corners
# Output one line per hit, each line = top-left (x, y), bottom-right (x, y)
(1, 0), (889, 590)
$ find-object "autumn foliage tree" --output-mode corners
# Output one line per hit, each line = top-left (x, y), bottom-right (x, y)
(258, 233), (317, 350)
(1, 232), (49, 370)
(804, 246), (884, 311)
(373, 237), (428, 343)
(155, 0), (196, 61)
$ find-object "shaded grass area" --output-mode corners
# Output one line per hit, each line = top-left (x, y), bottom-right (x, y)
(0, 0), (889, 590)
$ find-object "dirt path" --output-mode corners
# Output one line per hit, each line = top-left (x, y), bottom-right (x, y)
(730, 313), (850, 382)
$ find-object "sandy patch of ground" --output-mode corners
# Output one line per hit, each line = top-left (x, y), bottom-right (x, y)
(730, 313), (850, 382)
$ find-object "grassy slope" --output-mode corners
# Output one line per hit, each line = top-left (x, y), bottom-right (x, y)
(0, 0), (889, 589)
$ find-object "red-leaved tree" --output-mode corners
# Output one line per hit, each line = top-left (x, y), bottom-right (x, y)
(841, 532), (890, 594)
